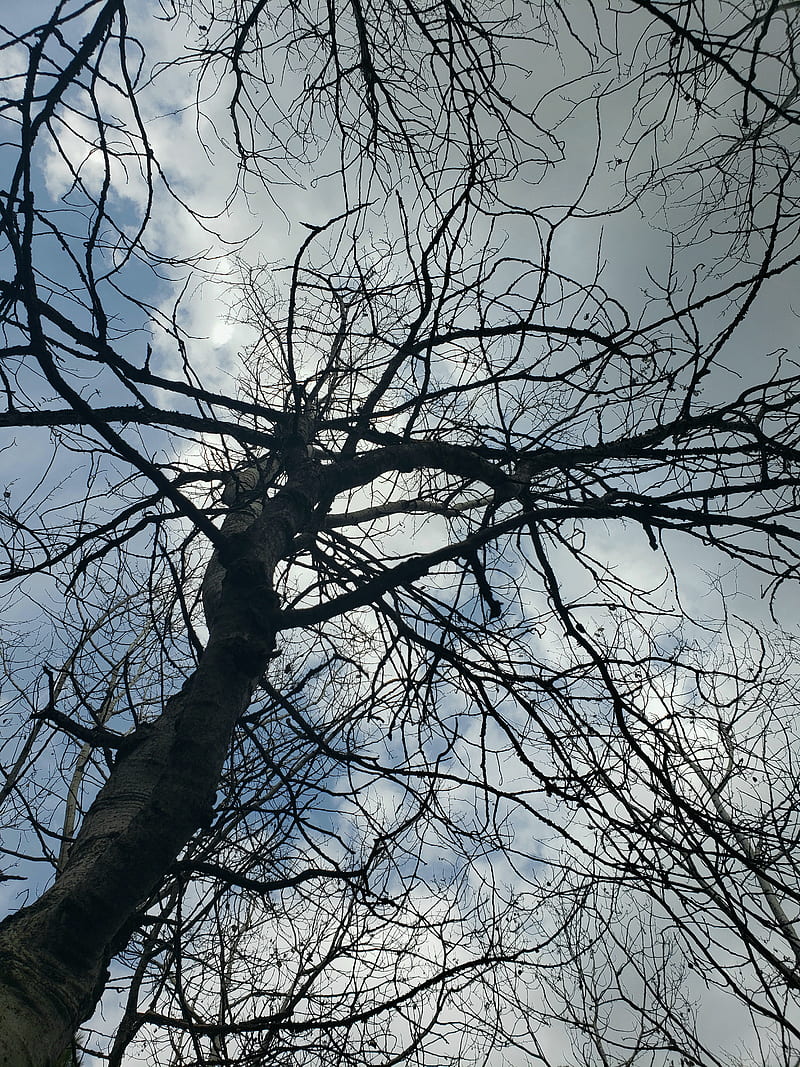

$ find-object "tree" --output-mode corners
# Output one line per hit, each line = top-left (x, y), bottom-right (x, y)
(1, 0), (800, 1064)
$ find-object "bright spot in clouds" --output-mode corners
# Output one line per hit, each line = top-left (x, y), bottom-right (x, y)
(210, 320), (235, 346)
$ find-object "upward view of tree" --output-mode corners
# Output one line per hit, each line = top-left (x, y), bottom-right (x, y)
(1, 0), (800, 1064)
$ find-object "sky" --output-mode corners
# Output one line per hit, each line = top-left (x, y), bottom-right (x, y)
(2, 0), (800, 1063)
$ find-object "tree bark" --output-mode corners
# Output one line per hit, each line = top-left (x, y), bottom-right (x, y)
(0, 451), (322, 1066)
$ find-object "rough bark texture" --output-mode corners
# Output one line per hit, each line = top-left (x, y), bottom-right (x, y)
(0, 450), (322, 1066)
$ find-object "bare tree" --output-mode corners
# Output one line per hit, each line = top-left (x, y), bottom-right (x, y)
(1, 0), (800, 1064)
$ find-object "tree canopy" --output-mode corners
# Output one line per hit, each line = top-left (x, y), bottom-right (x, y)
(1, 0), (800, 1064)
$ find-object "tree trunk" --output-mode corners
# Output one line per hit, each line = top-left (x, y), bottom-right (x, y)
(0, 452), (321, 1066)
